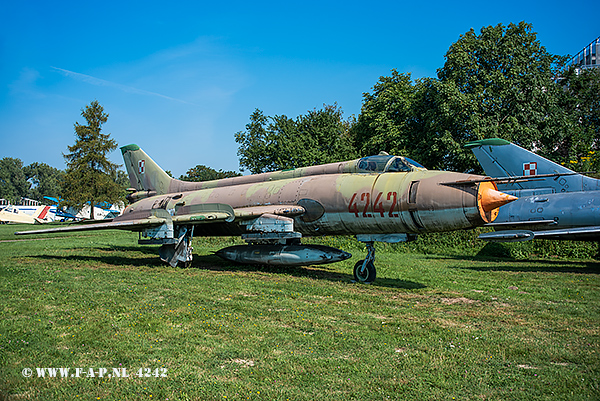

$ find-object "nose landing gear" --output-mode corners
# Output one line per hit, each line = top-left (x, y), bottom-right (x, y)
(354, 233), (418, 284)
(353, 241), (376, 283)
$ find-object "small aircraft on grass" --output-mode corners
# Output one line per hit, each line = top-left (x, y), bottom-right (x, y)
(466, 138), (600, 241)
(16, 144), (516, 283)
(0, 204), (53, 224)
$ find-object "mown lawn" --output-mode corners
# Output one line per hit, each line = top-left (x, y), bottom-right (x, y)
(1, 224), (598, 400)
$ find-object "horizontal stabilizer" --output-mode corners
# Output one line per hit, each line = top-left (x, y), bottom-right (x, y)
(441, 172), (585, 186)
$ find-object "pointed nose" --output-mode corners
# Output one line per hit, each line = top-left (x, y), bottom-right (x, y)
(479, 186), (518, 212)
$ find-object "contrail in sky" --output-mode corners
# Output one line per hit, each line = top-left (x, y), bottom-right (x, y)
(51, 66), (197, 105)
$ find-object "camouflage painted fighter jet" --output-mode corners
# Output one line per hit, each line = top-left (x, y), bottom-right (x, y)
(16, 144), (517, 283)
(467, 138), (600, 242)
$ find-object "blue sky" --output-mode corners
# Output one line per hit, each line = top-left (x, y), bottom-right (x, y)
(1, 0), (598, 177)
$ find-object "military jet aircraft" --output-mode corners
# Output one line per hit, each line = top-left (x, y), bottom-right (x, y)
(16, 144), (516, 283)
(466, 138), (600, 242)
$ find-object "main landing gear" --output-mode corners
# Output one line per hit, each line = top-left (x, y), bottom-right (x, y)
(158, 226), (194, 268)
(140, 225), (195, 268)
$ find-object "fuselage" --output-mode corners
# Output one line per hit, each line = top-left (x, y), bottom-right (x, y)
(121, 170), (497, 237)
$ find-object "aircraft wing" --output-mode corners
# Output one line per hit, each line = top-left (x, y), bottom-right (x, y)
(15, 203), (236, 236)
(479, 226), (600, 242)
(14, 203), (306, 236)
(15, 217), (167, 235)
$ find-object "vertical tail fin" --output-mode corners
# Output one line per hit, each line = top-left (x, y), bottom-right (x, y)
(121, 144), (175, 195)
(465, 138), (599, 192)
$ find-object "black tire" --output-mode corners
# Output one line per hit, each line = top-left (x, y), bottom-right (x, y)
(353, 260), (376, 283)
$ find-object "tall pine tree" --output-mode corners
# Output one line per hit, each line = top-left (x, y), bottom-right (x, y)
(62, 100), (121, 219)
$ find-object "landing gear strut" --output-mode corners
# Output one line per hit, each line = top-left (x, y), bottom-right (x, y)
(354, 233), (418, 284)
(353, 241), (376, 283)
(158, 226), (194, 268)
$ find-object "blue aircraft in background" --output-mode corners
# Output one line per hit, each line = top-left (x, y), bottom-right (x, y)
(43, 197), (122, 221)
(465, 138), (600, 241)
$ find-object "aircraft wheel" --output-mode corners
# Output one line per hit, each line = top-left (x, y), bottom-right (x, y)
(353, 260), (376, 284)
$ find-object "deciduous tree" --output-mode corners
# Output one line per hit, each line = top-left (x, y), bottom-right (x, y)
(353, 22), (576, 172)
(351, 70), (416, 157)
(236, 104), (357, 173)
(0, 157), (29, 203)
(180, 165), (240, 181)
(557, 67), (600, 172)
(24, 162), (64, 201)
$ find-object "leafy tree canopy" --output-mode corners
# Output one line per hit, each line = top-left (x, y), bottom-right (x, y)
(351, 70), (417, 157)
(0, 157), (29, 203)
(557, 67), (600, 172)
(180, 165), (241, 182)
(235, 104), (357, 174)
(351, 21), (599, 173)
(24, 162), (64, 202)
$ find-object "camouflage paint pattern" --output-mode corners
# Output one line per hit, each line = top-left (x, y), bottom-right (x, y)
(119, 145), (500, 239)
(16, 144), (517, 273)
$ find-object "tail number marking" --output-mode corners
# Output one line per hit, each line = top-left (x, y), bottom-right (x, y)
(349, 192), (398, 218)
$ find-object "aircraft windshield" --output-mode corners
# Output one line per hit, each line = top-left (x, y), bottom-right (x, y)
(403, 157), (425, 169)
(357, 155), (425, 173)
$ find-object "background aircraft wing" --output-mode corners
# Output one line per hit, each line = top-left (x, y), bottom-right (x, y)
(479, 226), (600, 242)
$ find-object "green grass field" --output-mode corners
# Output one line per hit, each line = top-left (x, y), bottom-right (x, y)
(1, 224), (599, 400)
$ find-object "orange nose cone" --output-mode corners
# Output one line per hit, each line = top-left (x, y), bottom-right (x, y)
(477, 181), (518, 224)
(480, 187), (518, 212)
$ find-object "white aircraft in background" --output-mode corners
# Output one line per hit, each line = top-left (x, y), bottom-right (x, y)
(0, 204), (54, 224)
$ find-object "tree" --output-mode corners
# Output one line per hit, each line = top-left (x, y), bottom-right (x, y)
(352, 22), (575, 172)
(24, 162), (64, 202)
(431, 21), (568, 170)
(351, 70), (417, 157)
(180, 165), (240, 182)
(0, 157), (29, 203)
(61, 100), (122, 219)
(236, 104), (357, 173)
(557, 67), (600, 172)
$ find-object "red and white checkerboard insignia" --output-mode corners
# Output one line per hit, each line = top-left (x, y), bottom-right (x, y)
(138, 160), (145, 174)
(523, 162), (537, 176)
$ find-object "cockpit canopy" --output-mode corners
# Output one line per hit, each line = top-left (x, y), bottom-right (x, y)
(356, 155), (425, 173)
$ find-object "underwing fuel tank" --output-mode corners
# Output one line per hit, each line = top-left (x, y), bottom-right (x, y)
(215, 244), (352, 266)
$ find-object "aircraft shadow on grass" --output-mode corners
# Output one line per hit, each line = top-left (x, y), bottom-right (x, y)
(32, 246), (425, 290)
(437, 252), (600, 274)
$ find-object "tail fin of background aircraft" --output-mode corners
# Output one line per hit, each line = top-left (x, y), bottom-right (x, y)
(121, 144), (175, 195)
(465, 138), (599, 192)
